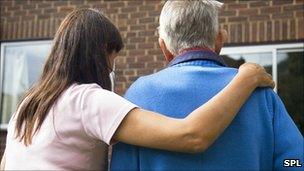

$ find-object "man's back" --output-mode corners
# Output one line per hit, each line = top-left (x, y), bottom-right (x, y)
(111, 51), (303, 170)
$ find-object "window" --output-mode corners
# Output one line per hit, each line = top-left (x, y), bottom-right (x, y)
(221, 43), (304, 134)
(0, 40), (52, 129)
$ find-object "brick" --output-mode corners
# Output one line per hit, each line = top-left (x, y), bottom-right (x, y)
(219, 17), (227, 23)
(298, 19), (304, 38)
(129, 49), (145, 56)
(121, 7), (137, 13)
(272, 12), (294, 19)
(13, 10), (27, 16)
(220, 10), (237, 16)
(69, 0), (84, 6)
(148, 11), (160, 17)
(124, 70), (135, 76)
(146, 61), (164, 68)
(44, 8), (57, 14)
(130, 25), (146, 31)
(239, 8), (259, 16)
(138, 43), (154, 49)
(28, 9), (42, 14)
(37, 14), (50, 20)
(118, 13), (129, 19)
(0, 1), (13, 7)
(266, 21), (273, 41)
(37, 2), (52, 8)
(126, 32), (136, 38)
(260, 6), (281, 14)
(127, 76), (138, 82)
(130, 12), (147, 18)
(147, 36), (158, 43)
(93, 3), (108, 9)
(283, 5), (304, 11)
(295, 11), (304, 18)
(295, 0), (304, 4)
(230, 24), (236, 43)
(118, 26), (127, 32)
(53, 1), (68, 7)
(58, 6), (74, 13)
(9, 16), (21, 22)
(251, 22), (258, 42)
(116, 76), (127, 82)
(139, 5), (155, 11)
(227, 3), (248, 10)
(137, 69), (153, 75)
(139, 17), (155, 24)
(7, 5), (21, 11)
(282, 20), (288, 39)
(249, 15), (270, 21)
(236, 23), (242, 42)
(249, 1), (270, 8)
(290, 20), (296, 39)
(138, 30), (155, 37)
(148, 23), (158, 30)
(125, 57), (135, 63)
(273, 0), (293, 5)
(109, 1), (125, 8)
(228, 16), (247, 22)
(244, 22), (250, 42)
(259, 22), (265, 42)
(127, 1), (143, 7)
(147, 49), (161, 55)
(22, 4), (36, 10)
(129, 62), (145, 69)
(274, 20), (281, 40)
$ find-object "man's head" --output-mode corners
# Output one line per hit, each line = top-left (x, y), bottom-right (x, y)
(158, 0), (227, 62)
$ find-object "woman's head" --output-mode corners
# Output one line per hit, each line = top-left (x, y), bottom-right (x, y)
(15, 8), (123, 145)
(46, 8), (123, 89)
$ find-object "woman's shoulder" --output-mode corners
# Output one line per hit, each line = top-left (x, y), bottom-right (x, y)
(62, 83), (114, 109)
(67, 83), (108, 98)
(70, 83), (103, 91)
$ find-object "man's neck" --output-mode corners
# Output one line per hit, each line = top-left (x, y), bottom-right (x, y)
(178, 47), (215, 56)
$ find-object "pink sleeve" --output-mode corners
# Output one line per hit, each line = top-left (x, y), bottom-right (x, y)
(80, 84), (137, 145)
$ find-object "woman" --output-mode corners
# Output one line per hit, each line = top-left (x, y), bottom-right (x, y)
(1, 9), (274, 170)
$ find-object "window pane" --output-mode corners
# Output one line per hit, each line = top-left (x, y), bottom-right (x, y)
(1, 42), (50, 124)
(221, 53), (273, 74)
(277, 49), (304, 134)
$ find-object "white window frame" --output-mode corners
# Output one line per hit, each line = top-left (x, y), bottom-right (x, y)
(0, 40), (52, 130)
(220, 42), (304, 92)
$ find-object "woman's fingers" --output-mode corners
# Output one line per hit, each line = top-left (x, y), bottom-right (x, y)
(238, 62), (275, 89)
(260, 72), (275, 89)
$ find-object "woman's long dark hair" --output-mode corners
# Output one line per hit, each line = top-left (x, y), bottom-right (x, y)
(15, 8), (123, 145)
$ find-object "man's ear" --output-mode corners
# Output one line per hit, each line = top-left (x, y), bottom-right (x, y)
(158, 38), (174, 62)
(214, 29), (228, 55)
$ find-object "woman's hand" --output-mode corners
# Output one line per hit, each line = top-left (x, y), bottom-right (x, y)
(238, 62), (275, 89)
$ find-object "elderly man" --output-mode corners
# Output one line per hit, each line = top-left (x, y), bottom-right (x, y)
(111, 0), (303, 170)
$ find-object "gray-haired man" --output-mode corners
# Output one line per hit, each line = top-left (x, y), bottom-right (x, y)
(111, 0), (303, 170)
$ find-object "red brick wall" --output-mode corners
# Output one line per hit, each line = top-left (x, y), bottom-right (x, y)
(0, 0), (303, 159)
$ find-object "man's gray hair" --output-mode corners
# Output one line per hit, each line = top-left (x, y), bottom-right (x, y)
(159, 0), (223, 55)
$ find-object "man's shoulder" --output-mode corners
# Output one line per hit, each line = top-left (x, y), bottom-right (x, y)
(124, 66), (237, 101)
(125, 71), (165, 97)
(129, 67), (177, 86)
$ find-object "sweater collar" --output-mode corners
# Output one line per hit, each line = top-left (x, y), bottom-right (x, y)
(167, 48), (227, 67)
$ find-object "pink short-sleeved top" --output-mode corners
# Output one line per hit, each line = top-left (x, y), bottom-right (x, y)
(5, 83), (137, 170)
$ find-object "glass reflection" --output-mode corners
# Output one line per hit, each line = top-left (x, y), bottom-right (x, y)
(221, 53), (272, 74)
(1, 43), (50, 124)
(277, 50), (304, 134)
